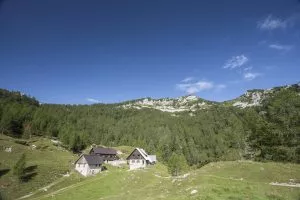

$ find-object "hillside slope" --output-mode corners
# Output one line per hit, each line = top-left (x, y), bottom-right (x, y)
(1, 134), (299, 200)
(0, 83), (299, 167)
(0, 135), (76, 200)
(23, 161), (300, 200)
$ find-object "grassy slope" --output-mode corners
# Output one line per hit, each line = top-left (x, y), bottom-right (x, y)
(0, 135), (75, 200)
(28, 161), (300, 200)
(1, 135), (299, 200)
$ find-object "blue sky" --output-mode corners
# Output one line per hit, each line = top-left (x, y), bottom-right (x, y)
(0, 0), (299, 104)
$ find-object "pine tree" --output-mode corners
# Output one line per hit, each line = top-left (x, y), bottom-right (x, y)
(13, 153), (26, 181)
(167, 152), (188, 176)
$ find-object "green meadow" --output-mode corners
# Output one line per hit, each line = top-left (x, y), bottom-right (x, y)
(0, 136), (300, 200)
(27, 161), (300, 200)
(1, 135), (299, 200)
(0, 135), (75, 199)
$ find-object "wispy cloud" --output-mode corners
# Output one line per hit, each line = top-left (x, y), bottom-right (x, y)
(257, 15), (287, 30)
(222, 53), (264, 81)
(243, 66), (253, 71)
(176, 81), (214, 94)
(243, 72), (262, 81)
(181, 77), (194, 83)
(86, 98), (101, 103)
(269, 44), (293, 51)
(223, 55), (249, 69)
(176, 79), (226, 94)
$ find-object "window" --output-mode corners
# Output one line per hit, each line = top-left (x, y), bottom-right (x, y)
(132, 160), (135, 163)
(137, 159), (140, 163)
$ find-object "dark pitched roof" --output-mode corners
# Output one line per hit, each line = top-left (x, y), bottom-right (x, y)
(80, 155), (104, 165)
(90, 147), (117, 155)
(126, 148), (148, 160)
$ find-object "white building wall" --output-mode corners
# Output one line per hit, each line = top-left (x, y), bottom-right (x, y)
(75, 161), (102, 176)
(129, 159), (147, 170)
(75, 163), (90, 176)
(107, 160), (127, 167)
(88, 164), (102, 176)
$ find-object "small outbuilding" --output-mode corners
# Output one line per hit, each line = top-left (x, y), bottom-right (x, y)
(126, 148), (156, 170)
(75, 154), (104, 176)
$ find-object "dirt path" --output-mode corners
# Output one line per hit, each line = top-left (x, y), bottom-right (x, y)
(30, 171), (163, 200)
(31, 174), (110, 200)
(18, 171), (299, 200)
(204, 174), (300, 188)
(154, 174), (171, 179)
(17, 175), (70, 200)
(18, 172), (109, 200)
(270, 182), (300, 188)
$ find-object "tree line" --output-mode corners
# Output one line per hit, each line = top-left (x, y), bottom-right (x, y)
(0, 84), (299, 167)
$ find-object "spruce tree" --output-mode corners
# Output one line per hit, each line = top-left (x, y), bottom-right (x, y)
(13, 153), (26, 181)
(167, 153), (188, 176)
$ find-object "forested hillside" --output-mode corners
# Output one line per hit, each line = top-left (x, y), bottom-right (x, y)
(0, 83), (299, 166)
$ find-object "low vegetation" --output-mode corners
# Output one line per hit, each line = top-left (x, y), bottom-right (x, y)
(24, 161), (300, 200)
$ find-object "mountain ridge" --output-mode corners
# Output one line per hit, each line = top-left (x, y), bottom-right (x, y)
(2, 82), (299, 112)
(118, 83), (300, 112)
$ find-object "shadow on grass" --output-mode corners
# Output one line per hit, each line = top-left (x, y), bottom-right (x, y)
(21, 172), (38, 182)
(0, 169), (10, 177)
(24, 165), (37, 173)
(21, 165), (38, 182)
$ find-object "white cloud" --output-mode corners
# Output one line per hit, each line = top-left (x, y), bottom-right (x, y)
(244, 72), (262, 81)
(86, 98), (101, 103)
(257, 15), (287, 30)
(181, 77), (194, 83)
(176, 81), (214, 94)
(269, 44), (293, 51)
(244, 66), (253, 71)
(223, 55), (249, 69)
(176, 80), (226, 94)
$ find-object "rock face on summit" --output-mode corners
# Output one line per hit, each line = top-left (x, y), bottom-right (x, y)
(120, 95), (214, 112)
(120, 84), (300, 112)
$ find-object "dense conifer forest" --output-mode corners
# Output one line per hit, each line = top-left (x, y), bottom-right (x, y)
(0, 84), (299, 166)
